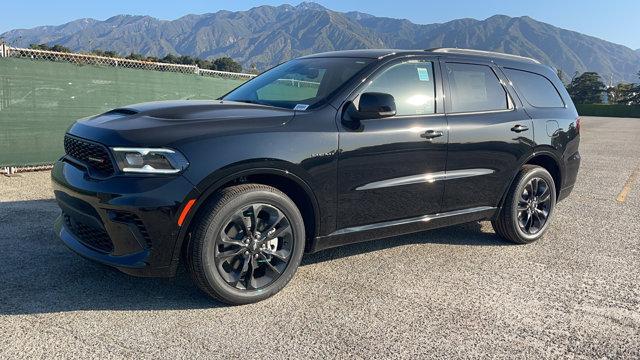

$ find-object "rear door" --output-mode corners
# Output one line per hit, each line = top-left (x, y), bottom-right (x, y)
(336, 56), (448, 230)
(441, 59), (533, 212)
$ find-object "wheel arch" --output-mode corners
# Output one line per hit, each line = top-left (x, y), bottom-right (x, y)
(524, 152), (562, 198)
(174, 162), (321, 265)
(495, 149), (564, 216)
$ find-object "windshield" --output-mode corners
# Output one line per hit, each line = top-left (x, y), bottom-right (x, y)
(222, 57), (374, 110)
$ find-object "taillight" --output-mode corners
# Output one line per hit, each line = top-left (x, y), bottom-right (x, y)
(575, 117), (581, 133)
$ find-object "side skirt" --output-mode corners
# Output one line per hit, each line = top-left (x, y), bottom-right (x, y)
(310, 206), (497, 252)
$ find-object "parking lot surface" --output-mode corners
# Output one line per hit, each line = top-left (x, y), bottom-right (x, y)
(1, 116), (639, 359)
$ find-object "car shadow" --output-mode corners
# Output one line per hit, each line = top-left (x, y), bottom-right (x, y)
(0, 199), (510, 314)
(302, 221), (510, 266)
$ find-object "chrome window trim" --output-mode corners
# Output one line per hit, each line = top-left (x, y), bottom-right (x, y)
(365, 112), (445, 120)
(445, 108), (516, 116)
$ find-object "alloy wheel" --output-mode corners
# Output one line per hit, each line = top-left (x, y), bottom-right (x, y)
(516, 177), (552, 235)
(214, 203), (294, 290)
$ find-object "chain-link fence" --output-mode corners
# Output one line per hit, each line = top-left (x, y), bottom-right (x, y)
(0, 45), (255, 167)
(3, 46), (257, 80)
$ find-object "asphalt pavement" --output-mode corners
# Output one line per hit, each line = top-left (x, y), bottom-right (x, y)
(0, 116), (638, 359)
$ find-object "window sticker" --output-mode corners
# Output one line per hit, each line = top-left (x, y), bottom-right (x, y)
(417, 67), (430, 81)
(293, 104), (309, 111)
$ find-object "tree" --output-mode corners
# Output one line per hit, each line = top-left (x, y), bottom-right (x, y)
(556, 68), (567, 85)
(125, 52), (147, 61)
(26, 43), (246, 73)
(247, 63), (261, 75)
(177, 55), (196, 65)
(29, 44), (48, 50)
(608, 83), (637, 105)
(213, 57), (242, 73)
(160, 54), (179, 64)
(635, 71), (640, 104)
(91, 49), (119, 58)
(613, 71), (640, 105)
(567, 72), (606, 104)
(51, 45), (71, 53)
(29, 43), (70, 53)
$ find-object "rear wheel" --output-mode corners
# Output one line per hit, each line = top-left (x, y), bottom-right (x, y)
(186, 184), (305, 304)
(492, 165), (556, 244)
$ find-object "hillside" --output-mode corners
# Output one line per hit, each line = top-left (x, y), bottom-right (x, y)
(3, 2), (639, 81)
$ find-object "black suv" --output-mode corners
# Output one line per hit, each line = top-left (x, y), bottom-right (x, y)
(53, 48), (580, 304)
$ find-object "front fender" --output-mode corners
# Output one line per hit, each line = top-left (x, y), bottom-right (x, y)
(169, 116), (339, 263)
(186, 161), (321, 227)
(169, 160), (327, 268)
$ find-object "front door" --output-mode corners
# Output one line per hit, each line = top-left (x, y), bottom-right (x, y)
(336, 57), (448, 230)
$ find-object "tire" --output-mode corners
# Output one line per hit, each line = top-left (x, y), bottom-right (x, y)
(492, 165), (557, 244)
(185, 184), (305, 305)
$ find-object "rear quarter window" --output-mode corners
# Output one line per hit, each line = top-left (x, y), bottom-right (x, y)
(504, 68), (565, 108)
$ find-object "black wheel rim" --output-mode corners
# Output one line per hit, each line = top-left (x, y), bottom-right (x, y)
(214, 203), (293, 291)
(517, 177), (552, 235)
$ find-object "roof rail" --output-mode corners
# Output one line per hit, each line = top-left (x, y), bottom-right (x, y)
(428, 48), (541, 64)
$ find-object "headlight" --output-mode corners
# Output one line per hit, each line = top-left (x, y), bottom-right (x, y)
(111, 147), (189, 174)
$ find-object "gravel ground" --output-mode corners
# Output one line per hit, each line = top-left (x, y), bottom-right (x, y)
(0, 116), (639, 359)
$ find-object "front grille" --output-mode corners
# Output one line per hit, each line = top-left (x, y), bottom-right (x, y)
(64, 135), (115, 176)
(63, 213), (114, 253)
(110, 211), (152, 248)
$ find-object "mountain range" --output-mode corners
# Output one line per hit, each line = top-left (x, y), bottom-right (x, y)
(3, 2), (640, 82)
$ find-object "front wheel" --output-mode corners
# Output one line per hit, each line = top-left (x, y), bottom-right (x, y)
(492, 165), (557, 244)
(186, 184), (305, 305)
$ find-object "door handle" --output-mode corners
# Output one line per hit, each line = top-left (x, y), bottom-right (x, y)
(511, 124), (529, 133)
(420, 130), (444, 140)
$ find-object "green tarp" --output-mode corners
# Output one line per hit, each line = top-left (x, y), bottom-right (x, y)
(0, 57), (246, 166)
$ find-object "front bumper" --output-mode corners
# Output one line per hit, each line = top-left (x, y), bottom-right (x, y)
(51, 158), (199, 277)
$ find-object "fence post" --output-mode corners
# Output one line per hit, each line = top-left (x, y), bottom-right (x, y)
(0, 43), (6, 57)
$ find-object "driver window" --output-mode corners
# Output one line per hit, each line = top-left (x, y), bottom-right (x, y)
(363, 60), (436, 116)
(256, 69), (325, 101)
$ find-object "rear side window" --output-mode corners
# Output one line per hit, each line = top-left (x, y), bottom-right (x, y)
(445, 63), (510, 113)
(504, 68), (565, 108)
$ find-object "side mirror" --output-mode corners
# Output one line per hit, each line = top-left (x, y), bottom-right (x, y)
(353, 92), (397, 120)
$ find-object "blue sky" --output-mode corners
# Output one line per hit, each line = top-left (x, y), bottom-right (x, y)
(2, 0), (639, 49)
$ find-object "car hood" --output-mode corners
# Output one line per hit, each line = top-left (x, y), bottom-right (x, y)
(68, 100), (296, 147)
